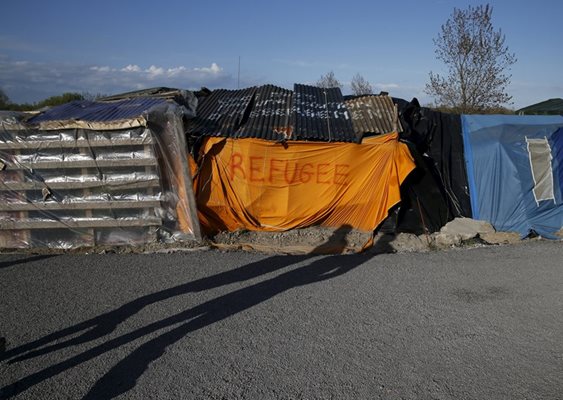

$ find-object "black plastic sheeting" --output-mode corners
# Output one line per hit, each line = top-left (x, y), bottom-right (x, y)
(388, 98), (472, 234)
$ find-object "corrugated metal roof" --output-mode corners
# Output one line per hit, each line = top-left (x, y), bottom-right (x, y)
(186, 87), (256, 137)
(345, 95), (401, 139)
(99, 87), (185, 101)
(98, 87), (197, 112)
(293, 84), (356, 142)
(28, 97), (169, 124)
(237, 85), (293, 141)
(186, 84), (358, 143)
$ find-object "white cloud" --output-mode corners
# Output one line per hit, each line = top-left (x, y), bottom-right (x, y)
(194, 62), (222, 74)
(145, 65), (164, 77)
(121, 64), (141, 72)
(0, 58), (233, 103)
(90, 66), (112, 72)
(167, 66), (187, 76)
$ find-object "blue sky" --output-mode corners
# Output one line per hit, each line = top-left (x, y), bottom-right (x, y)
(1, 0), (562, 109)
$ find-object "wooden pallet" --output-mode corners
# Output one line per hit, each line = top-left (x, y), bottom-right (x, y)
(0, 127), (164, 248)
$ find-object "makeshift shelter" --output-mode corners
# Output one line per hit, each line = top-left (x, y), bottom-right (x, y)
(517, 98), (563, 115)
(187, 84), (416, 236)
(461, 114), (563, 238)
(0, 93), (200, 248)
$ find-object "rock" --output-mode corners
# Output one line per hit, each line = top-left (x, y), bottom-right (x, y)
(439, 218), (495, 241)
(432, 232), (463, 249)
(480, 231), (521, 245)
(371, 233), (398, 253)
(370, 233), (430, 253)
(391, 233), (429, 253)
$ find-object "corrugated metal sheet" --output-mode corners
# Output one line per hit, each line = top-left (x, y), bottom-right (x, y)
(345, 95), (401, 139)
(187, 84), (358, 143)
(99, 87), (185, 101)
(98, 87), (197, 112)
(293, 84), (356, 143)
(236, 85), (293, 141)
(186, 87), (256, 137)
(185, 85), (294, 141)
(28, 97), (169, 124)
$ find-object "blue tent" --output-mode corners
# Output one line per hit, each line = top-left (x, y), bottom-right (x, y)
(462, 115), (563, 238)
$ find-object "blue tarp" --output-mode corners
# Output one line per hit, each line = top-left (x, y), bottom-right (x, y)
(553, 128), (563, 197)
(462, 115), (563, 238)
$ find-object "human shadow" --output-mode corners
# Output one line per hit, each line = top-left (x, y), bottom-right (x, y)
(1, 253), (307, 364)
(1, 225), (378, 399)
(1, 229), (351, 365)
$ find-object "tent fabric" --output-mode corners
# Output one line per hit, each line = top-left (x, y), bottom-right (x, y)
(553, 128), (563, 197)
(194, 133), (415, 234)
(461, 115), (563, 238)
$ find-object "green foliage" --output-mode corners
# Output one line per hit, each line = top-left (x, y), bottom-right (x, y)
(2, 103), (35, 111)
(81, 92), (108, 101)
(35, 92), (84, 108)
(0, 90), (85, 111)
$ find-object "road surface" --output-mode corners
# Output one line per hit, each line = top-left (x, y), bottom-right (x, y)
(1, 240), (562, 399)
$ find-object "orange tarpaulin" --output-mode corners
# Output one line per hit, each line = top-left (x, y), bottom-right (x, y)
(195, 133), (415, 233)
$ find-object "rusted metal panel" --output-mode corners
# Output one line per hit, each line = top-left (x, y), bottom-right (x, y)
(345, 95), (401, 139)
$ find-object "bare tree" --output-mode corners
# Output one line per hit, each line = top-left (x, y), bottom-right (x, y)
(316, 71), (343, 89)
(425, 4), (516, 113)
(350, 73), (373, 96)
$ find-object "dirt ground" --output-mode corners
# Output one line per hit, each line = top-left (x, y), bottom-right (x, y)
(0, 223), (559, 255)
(211, 226), (374, 254)
(0, 226), (370, 255)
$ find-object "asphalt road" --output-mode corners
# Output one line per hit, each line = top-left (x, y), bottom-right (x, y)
(1, 240), (562, 399)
